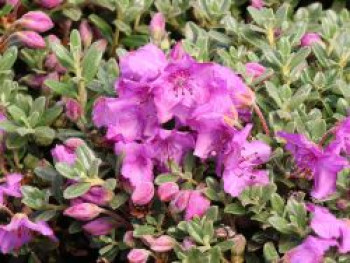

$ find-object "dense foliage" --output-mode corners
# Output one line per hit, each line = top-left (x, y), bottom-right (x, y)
(0, 0), (349, 262)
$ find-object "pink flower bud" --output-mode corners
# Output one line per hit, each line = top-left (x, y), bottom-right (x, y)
(11, 31), (46, 49)
(142, 235), (174, 252)
(95, 39), (108, 52)
(245, 62), (266, 79)
(16, 11), (54, 33)
(82, 217), (115, 236)
(124, 231), (135, 247)
(250, 0), (265, 9)
(150, 13), (165, 40)
(64, 203), (103, 221)
(64, 138), (85, 150)
(51, 144), (76, 165)
(131, 182), (154, 206)
(170, 190), (190, 213)
(81, 186), (113, 206)
(157, 182), (179, 202)
(170, 42), (187, 61)
(127, 249), (149, 263)
(65, 98), (82, 121)
(301, 33), (322, 47)
(47, 34), (60, 44)
(185, 191), (210, 221)
(37, 0), (63, 9)
(79, 20), (93, 48)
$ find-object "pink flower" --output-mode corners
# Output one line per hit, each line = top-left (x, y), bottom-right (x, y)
(51, 145), (76, 165)
(81, 186), (113, 206)
(301, 33), (322, 47)
(127, 249), (149, 263)
(83, 217), (115, 236)
(0, 173), (23, 205)
(245, 62), (266, 79)
(16, 11), (54, 33)
(79, 20), (93, 48)
(250, 0), (265, 9)
(150, 12), (166, 40)
(142, 235), (174, 252)
(327, 116), (350, 155)
(37, 0), (63, 9)
(0, 213), (57, 254)
(131, 182), (154, 206)
(11, 31), (46, 49)
(157, 182), (179, 202)
(65, 98), (82, 122)
(64, 203), (103, 221)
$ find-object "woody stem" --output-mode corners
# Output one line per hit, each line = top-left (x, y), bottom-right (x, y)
(253, 104), (270, 136)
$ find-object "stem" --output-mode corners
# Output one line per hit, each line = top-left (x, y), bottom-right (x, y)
(318, 126), (336, 146)
(0, 205), (14, 217)
(102, 209), (131, 228)
(0, 155), (8, 175)
(253, 104), (270, 136)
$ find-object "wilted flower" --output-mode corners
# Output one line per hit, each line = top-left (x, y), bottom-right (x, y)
(0, 173), (23, 204)
(64, 203), (103, 221)
(157, 182), (179, 202)
(16, 11), (54, 32)
(65, 98), (82, 122)
(36, 0), (63, 9)
(142, 235), (174, 252)
(0, 213), (57, 254)
(11, 31), (46, 49)
(245, 62), (266, 79)
(131, 182), (154, 206)
(300, 33), (322, 47)
(127, 249), (149, 263)
(83, 217), (116, 236)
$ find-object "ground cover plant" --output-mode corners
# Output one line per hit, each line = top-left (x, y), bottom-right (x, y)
(0, 0), (349, 262)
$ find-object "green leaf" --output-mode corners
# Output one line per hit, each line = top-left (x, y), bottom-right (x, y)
(268, 216), (292, 234)
(63, 182), (91, 199)
(82, 42), (105, 84)
(224, 203), (246, 215)
(44, 80), (77, 97)
(21, 186), (47, 210)
(270, 193), (285, 216)
(263, 242), (279, 261)
(155, 173), (178, 185)
(88, 14), (113, 44)
(133, 225), (156, 237)
(0, 120), (18, 132)
(50, 42), (74, 69)
(0, 46), (17, 71)
(39, 105), (63, 126)
(70, 29), (82, 57)
(34, 126), (55, 146)
(55, 162), (77, 179)
(7, 105), (27, 123)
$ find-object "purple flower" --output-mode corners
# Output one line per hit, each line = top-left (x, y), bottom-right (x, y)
(131, 182), (154, 206)
(170, 190), (210, 220)
(150, 129), (194, 167)
(245, 62), (266, 79)
(219, 125), (271, 197)
(127, 249), (149, 263)
(119, 43), (167, 82)
(0, 173), (23, 204)
(0, 213), (57, 254)
(16, 11), (54, 33)
(250, 0), (265, 9)
(79, 20), (93, 48)
(65, 98), (82, 122)
(51, 144), (76, 165)
(64, 203), (103, 221)
(142, 235), (174, 252)
(93, 96), (158, 142)
(285, 236), (337, 263)
(81, 186), (113, 206)
(11, 31), (46, 49)
(157, 182), (179, 202)
(150, 12), (166, 40)
(327, 116), (350, 155)
(37, 0), (63, 9)
(83, 217), (116, 236)
(301, 33), (322, 47)
(115, 142), (154, 187)
(278, 131), (348, 199)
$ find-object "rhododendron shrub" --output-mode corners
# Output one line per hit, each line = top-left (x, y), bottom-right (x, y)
(0, 0), (349, 262)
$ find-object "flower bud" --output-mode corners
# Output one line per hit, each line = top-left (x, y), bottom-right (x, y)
(16, 11), (54, 33)
(170, 190), (190, 213)
(215, 226), (236, 239)
(83, 217), (115, 236)
(64, 138), (85, 150)
(95, 39), (108, 52)
(37, 0), (63, 9)
(124, 231), (135, 247)
(45, 53), (66, 74)
(250, 0), (265, 9)
(142, 235), (174, 252)
(170, 42), (187, 61)
(157, 182), (179, 202)
(301, 33), (322, 47)
(182, 237), (195, 251)
(131, 182), (154, 206)
(65, 98), (82, 122)
(11, 31), (46, 49)
(51, 144), (76, 165)
(127, 249), (149, 263)
(64, 203), (103, 221)
(245, 62), (266, 79)
(150, 13), (165, 41)
(82, 186), (113, 206)
(79, 20), (93, 48)
(231, 234), (246, 256)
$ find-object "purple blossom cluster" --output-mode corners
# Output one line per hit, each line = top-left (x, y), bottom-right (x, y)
(92, 42), (271, 220)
